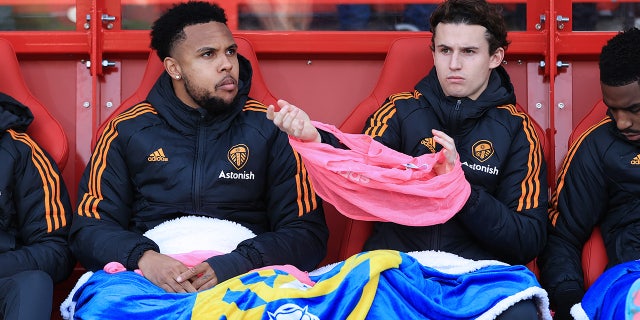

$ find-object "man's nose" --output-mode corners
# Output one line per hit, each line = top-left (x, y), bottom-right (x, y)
(449, 52), (461, 70)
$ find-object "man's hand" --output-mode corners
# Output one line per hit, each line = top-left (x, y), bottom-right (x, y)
(267, 99), (321, 142)
(138, 250), (197, 293)
(176, 261), (218, 292)
(432, 129), (458, 175)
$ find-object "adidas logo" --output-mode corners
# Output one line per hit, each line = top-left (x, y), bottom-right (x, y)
(148, 148), (169, 162)
(420, 137), (436, 153)
(632, 154), (640, 165)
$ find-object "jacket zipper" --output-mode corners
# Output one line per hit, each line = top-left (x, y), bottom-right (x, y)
(452, 99), (462, 137)
(194, 116), (205, 212)
(432, 99), (462, 249)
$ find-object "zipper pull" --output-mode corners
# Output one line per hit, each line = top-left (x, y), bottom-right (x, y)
(455, 99), (462, 110)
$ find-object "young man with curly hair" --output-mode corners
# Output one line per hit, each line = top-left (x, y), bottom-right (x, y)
(269, 0), (548, 318)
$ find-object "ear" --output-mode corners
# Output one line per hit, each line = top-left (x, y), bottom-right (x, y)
(163, 57), (182, 80)
(489, 47), (505, 69)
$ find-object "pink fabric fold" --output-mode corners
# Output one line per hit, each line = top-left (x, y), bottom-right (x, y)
(288, 121), (471, 227)
(252, 265), (316, 286)
(104, 262), (128, 274)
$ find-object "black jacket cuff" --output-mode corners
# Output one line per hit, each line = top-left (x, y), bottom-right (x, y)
(206, 252), (254, 284)
(551, 280), (585, 320)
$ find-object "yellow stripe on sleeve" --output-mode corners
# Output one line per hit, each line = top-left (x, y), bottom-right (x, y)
(363, 92), (415, 138)
(9, 129), (66, 232)
(78, 103), (157, 219)
(548, 117), (612, 226)
(497, 105), (544, 211)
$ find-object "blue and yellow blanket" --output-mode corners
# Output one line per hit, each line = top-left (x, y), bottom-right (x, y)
(70, 250), (550, 319)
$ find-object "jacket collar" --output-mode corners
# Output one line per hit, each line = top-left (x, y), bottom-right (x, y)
(415, 66), (516, 135)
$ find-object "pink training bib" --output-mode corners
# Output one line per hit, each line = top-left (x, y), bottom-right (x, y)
(288, 121), (471, 227)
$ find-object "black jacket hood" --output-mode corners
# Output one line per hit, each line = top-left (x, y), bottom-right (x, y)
(0, 92), (33, 133)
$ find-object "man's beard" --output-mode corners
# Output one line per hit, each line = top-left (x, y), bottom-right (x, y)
(196, 96), (233, 116)
(185, 78), (234, 116)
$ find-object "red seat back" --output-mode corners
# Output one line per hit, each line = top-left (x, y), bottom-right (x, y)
(339, 35), (433, 134)
(0, 38), (69, 170)
(567, 100), (609, 289)
(325, 36), (549, 266)
(93, 36), (277, 148)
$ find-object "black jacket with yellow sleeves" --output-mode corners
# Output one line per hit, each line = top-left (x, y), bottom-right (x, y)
(0, 92), (74, 283)
(322, 66), (548, 265)
(538, 114), (640, 312)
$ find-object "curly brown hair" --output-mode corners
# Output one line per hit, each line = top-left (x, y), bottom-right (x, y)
(429, 0), (510, 55)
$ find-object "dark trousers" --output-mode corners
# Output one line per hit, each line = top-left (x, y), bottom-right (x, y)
(495, 298), (540, 320)
(0, 270), (53, 320)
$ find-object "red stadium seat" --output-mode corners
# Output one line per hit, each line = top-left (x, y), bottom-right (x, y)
(0, 37), (69, 170)
(567, 100), (609, 289)
(339, 35), (434, 135)
(329, 36), (549, 272)
(92, 36), (278, 149)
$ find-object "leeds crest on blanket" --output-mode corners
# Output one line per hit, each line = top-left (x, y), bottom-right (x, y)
(268, 304), (319, 320)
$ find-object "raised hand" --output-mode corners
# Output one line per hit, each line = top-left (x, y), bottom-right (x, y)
(432, 129), (458, 175)
(267, 99), (321, 142)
